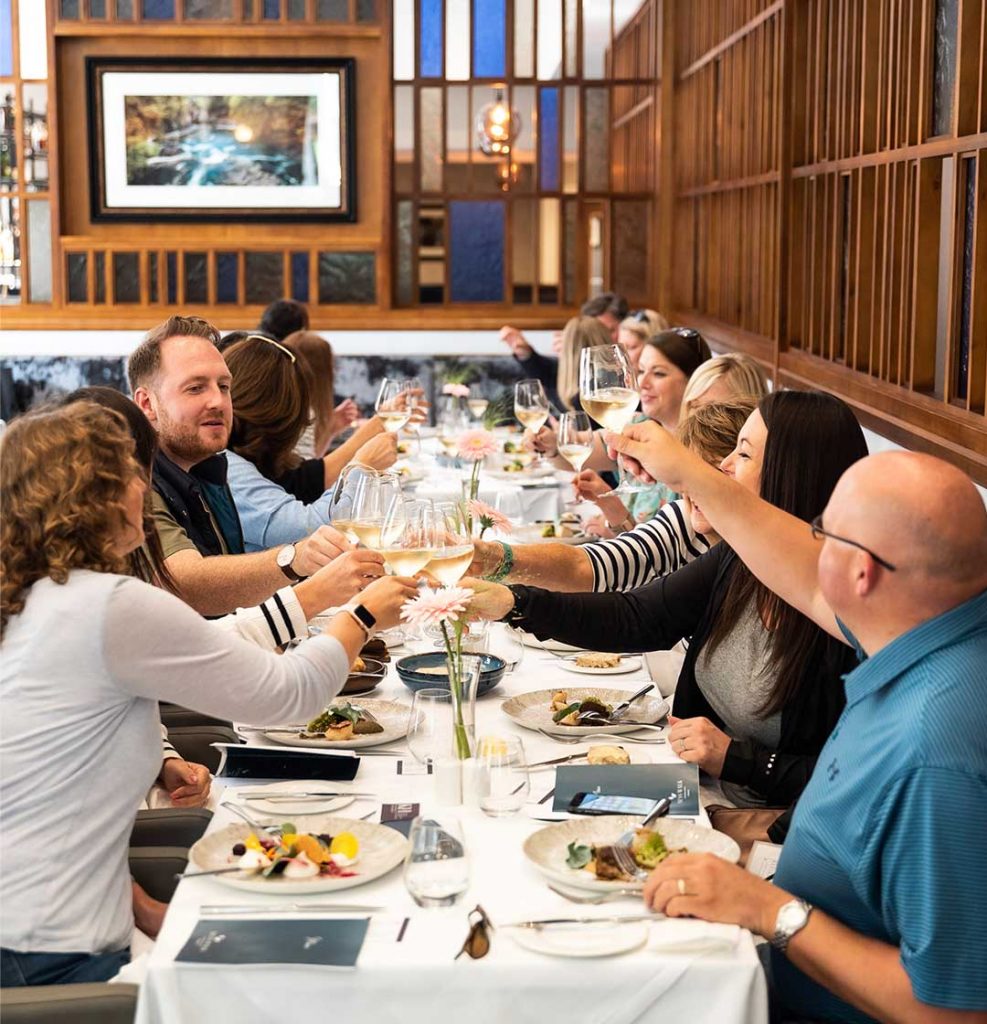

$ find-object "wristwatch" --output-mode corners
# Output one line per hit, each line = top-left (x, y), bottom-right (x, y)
(276, 544), (306, 582)
(769, 898), (813, 955)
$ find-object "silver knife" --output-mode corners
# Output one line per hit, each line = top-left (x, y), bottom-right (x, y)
(500, 914), (659, 930)
(240, 791), (378, 801)
(526, 752), (589, 769)
(200, 903), (383, 915)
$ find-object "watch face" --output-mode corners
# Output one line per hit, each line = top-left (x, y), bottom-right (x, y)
(277, 545), (295, 569)
(778, 901), (809, 933)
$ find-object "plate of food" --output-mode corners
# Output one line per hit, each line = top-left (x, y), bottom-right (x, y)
(523, 816), (740, 892)
(263, 699), (410, 749)
(500, 687), (668, 737)
(518, 632), (582, 653)
(559, 653), (643, 676)
(230, 780), (358, 816)
(189, 815), (409, 894)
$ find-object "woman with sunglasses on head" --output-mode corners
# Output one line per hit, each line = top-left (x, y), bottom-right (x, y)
(0, 402), (417, 987)
(220, 336), (412, 549)
(467, 391), (866, 817)
(615, 309), (669, 371)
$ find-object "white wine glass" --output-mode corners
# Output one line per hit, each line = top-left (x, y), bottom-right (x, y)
(579, 344), (643, 498)
(422, 502), (475, 587)
(349, 472), (403, 550)
(399, 376), (426, 455)
(375, 379), (413, 434)
(467, 387), (489, 421)
(379, 498), (437, 576)
(514, 379), (550, 465)
(557, 410), (594, 506)
(328, 464), (378, 545)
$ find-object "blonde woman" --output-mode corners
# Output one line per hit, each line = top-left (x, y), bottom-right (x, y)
(681, 352), (770, 415)
(0, 402), (416, 986)
(617, 309), (669, 371)
(555, 315), (613, 411)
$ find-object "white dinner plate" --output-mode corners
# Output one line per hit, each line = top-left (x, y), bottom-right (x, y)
(501, 687), (668, 737)
(232, 780), (357, 816)
(558, 656), (643, 676)
(523, 816), (741, 893)
(263, 699), (410, 749)
(487, 464), (557, 482)
(189, 816), (409, 894)
(508, 920), (650, 958)
(518, 632), (582, 653)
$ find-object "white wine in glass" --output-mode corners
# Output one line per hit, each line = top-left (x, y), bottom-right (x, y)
(375, 379), (413, 433)
(379, 500), (436, 575)
(467, 397), (489, 420)
(557, 411), (594, 507)
(579, 345), (643, 498)
(514, 379), (550, 433)
(423, 503), (474, 586)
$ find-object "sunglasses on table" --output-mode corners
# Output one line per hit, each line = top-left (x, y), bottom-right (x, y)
(454, 904), (493, 960)
(810, 515), (897, 572)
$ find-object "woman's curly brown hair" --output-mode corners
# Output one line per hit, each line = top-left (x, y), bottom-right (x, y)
(1, 402), (141, 637)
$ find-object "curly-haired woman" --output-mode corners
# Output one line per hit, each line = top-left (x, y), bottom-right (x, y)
(0, 402), (417, 986)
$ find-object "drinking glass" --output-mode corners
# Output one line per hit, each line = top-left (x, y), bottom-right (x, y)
(328, 464), (378, 545)
(407, 688), (455, 766)
(467, 388), (489, 421)
(472, 736), (530, 817)
(579, 344), (643, 497)
(399, 376), (426, 454)
(379, 498), (437, 576)
(375, 379), (413, 434)
(480, 622), (525, 674)
(422, 502), (475, 586)
(557, 410), (595, 506)
(404, 816), (470, 908)
(514, 378), (550, 435)
(349, 471), (404, 550)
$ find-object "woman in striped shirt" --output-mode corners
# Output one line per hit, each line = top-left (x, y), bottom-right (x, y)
(468, 400), (755, 592)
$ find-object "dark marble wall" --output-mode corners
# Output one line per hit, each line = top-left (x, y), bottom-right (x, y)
(1, 353), (533, 424)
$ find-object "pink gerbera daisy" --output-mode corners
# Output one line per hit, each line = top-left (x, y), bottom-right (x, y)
(468, 499), (512, 535)
(442, 382), (471, 398)
(400, 586), (474, 632)
(456, 429), (499, 461)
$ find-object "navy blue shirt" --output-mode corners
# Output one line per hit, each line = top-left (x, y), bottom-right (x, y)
(772, 588), (987, 1021)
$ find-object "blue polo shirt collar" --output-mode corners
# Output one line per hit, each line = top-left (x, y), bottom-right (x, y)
(841, 588), (987, 706)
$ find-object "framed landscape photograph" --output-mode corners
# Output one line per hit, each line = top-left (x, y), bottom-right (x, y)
(86, 57), (356, 223)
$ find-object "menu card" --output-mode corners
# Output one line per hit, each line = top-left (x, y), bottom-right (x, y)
(553, 764), (700, 816)
(177, 918), (369, 967)
(213, 743), (360, 781)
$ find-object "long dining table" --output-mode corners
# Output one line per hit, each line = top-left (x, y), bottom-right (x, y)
(134, 624), (768, 1024)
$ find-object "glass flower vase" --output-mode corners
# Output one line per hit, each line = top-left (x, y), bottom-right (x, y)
(446, 652), (481, 760)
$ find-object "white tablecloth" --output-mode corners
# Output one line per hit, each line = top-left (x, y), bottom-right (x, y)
(135, 635), (767, 1024)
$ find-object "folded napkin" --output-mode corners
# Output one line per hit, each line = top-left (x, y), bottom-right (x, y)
(647, 918), (741, 954)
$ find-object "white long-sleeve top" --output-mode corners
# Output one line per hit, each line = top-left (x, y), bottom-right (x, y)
(583, 499), (711, 592)
(0, 569), (348, 956)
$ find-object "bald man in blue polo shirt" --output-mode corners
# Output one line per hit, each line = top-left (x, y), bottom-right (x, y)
(606, 423), (987, 1023)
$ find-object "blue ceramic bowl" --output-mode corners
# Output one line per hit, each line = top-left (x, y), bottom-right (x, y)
(395, 652), (507, 697)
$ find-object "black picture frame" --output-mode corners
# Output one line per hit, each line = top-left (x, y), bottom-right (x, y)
(86, 56), (357, 224)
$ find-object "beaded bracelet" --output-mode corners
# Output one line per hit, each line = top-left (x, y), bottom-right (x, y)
(483, 540), (515, 583)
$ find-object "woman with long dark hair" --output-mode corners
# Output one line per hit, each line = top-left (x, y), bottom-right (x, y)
(467, 390), (867, 810)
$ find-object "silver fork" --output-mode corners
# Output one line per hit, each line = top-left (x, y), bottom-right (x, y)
(577, 713), (666, 732)
(610, 794), (678, 880)
(221, 800), (284, 837)
(536, 727), (663, 745)
(548, 885), (642, 904)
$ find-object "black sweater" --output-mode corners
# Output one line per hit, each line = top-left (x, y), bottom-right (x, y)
(506, 543), (854, 808)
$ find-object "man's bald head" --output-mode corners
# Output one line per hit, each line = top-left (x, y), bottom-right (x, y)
(826, 452), (987, 590)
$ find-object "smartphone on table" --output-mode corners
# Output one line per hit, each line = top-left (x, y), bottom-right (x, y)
(567, 792), (659, 816)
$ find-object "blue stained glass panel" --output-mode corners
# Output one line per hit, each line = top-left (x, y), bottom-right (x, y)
(539, 88), (560, 191)
(1, 0), (13, 77)
(141, 0), (176, 18)
(216, 252), (238, 303)
(449, 200), (505, 303)
(473, 0), (505, 77)
(420, 0), (443, 77)
(291, 251), (310, 302)
(263, 0), (280, 17)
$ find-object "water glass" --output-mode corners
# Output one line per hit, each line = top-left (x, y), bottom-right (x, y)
(481, 623), (525, 674)
(407, 688), (454, 767)
(472, 735), (530, 817)
(404, 816), (470, 908)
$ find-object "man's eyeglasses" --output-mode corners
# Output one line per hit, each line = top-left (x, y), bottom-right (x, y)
(810, 515), (897, 572)
(454, 904), (492, 960)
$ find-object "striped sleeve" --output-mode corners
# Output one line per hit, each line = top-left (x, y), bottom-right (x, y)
(584, 499), (710, 592)
(206, 586), (310, 651)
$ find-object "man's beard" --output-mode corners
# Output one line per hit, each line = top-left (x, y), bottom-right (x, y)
(157, 410), (229, 466)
